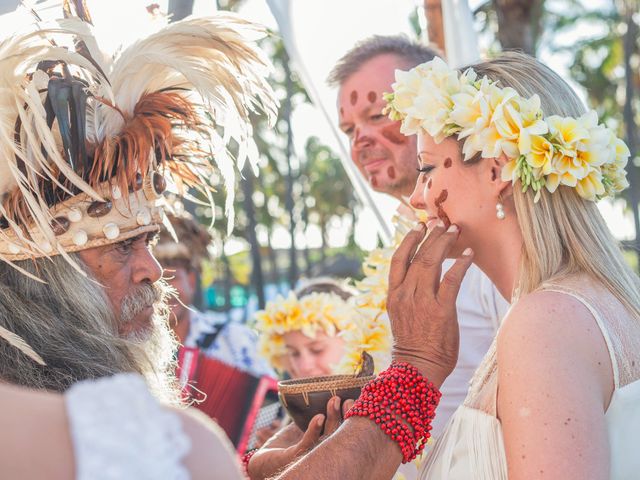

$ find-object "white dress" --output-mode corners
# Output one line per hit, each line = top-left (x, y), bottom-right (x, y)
(64, 373), (242, 480)
(419, 278), (640, 479)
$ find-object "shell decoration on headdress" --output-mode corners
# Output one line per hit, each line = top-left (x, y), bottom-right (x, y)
(0, 12), (277, 363)
(0, 13), (277, 277)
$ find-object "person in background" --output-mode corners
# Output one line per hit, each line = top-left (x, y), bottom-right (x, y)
(154, 211), (274, 377)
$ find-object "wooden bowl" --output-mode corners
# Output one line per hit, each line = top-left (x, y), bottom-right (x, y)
(278, 374), (375, 431)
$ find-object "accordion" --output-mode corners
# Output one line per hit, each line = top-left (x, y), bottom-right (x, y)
(177, 346), (278, 453)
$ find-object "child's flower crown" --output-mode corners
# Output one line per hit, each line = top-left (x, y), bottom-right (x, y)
(384, 57), (630, 202)
(253, 291), (356, 371)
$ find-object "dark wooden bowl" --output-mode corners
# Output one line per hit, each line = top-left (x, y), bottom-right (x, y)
(278, 374), (375, 431)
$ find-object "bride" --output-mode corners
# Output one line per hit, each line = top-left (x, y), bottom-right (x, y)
(1, 52), (638, 480)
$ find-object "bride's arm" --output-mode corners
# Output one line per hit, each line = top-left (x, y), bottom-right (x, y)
(497, 291), (613, 480)
(0, 383), (75, 479)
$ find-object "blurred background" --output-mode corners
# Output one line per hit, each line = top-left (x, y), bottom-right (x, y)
(2, 0), (638, 323)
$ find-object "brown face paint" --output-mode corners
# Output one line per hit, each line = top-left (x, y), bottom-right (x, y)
(426, 177), (432, 188)
(387, 166), (396, 179)
(350, 90), (358, 106)
(381, 124), (406, 145)
(371, 176), (378, 188)
(435, 189), (451, 229)
(340, 107), (344, 117)
(367, 91), (377, 103)
(444, 157), (452, 168)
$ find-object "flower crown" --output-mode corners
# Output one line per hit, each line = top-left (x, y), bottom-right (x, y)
(384, 57), (630, 201)
(254, 291), (356, 371)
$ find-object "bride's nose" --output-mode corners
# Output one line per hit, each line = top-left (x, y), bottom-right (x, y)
(409, 177), (427, 210)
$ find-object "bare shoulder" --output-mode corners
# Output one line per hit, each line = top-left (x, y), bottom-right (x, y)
(499, 289), (604, 353)
(497, 289), (613, 407)
(174, 407), (244, 480)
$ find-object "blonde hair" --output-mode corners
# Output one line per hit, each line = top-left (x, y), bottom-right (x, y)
(462, 52), (640, 317)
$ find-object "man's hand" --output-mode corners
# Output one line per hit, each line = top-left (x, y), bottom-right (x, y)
(387, 220), (474, 388)
(248, 396), (354, 480)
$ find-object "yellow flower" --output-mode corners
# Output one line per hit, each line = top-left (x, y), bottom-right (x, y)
(575, 168), (605, 201)
(387, 58), (629, 202)
(254, 291), (358, 371)
(525, 134), (555, 175)
(492, 93), (547, 159)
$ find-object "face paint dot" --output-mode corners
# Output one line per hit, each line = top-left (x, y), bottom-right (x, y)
(367, 91), (377, 103)
(435, 189), (451, 229)
(426, 177), (432, 188)
(350, 90), (358, 106)
(371, 176), (378, 188)
(444, 157), (452, 168)
(381, 124), (406, 145)
(340, 107), (344, 117)
(387, 166), (396, 179)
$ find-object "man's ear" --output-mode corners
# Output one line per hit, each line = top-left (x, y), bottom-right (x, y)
(490, 154), (513, 201)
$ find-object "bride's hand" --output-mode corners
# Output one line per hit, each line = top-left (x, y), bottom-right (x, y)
(387, 220), (474, 388)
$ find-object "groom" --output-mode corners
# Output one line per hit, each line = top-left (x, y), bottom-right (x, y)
(329, 35), (509, 435)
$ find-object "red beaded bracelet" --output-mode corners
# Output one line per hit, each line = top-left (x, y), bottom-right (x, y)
(345, 361), (441, 463)
(241, 448), (258, 478)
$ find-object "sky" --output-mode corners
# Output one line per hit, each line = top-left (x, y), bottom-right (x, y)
(0, 0), (635, 252)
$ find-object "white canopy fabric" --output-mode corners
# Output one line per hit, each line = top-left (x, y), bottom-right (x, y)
(442, 0), (480, 68)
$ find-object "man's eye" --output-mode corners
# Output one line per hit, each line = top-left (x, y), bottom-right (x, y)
(417, 166), (435, 174)
(371, 114), (385, 121)
(115, 241), (134, 255)
(343, 127), (354, 137)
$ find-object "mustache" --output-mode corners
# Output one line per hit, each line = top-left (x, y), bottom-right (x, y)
(359, 147), (390, 163)
(120, 282), (164, 325)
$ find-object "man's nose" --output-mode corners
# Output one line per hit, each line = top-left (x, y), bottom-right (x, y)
(131, 247), (163, 285)
(352, 125), (375, 149)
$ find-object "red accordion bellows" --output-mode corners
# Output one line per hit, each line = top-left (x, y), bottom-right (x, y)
(177, 347), (277, 453)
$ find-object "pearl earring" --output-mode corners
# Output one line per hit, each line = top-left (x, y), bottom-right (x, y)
(496, 201), (505, 220)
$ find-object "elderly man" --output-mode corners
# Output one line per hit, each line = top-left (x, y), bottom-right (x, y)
(0, 15), (276, 400)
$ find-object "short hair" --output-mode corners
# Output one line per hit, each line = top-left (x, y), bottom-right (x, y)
(327, 35), (441, 87)
(295, 278), (356, 301)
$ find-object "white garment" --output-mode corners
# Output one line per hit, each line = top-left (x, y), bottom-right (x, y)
(419, 277), (640, 479)
(65, 373), (243, 480)
(65, 374), (191, 480)
(432, 260), (509, 437)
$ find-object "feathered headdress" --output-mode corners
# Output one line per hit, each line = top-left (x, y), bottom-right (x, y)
(0, 13), (277, 275)
(0, 13), (277, 363)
